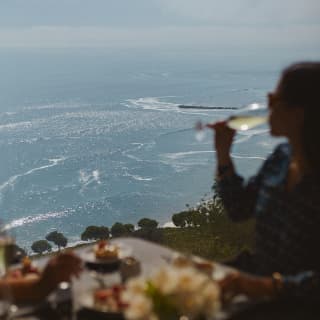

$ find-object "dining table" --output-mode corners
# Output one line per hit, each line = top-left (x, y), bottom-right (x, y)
(6, 237), (272, 320)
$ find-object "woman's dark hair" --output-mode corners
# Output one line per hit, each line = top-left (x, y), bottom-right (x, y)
(279, 62), (320, 172)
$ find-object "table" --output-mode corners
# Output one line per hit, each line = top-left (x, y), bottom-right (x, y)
(11, 237), (242, 320)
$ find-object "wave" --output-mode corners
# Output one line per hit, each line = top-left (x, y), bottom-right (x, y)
(79, 169), (101, 190)
(123, 97), (179, 112)
(22, 102), (87, 111)
(123, 97), (240, 119)
(121, 142), (156, 163)
(160, 149), (266, 174)
(3, 210), (71, 231)
(0, 112), (17, 116)
(123, 96), (215, 116)
(0, 121), (33, 132)
(0, 157), (66, 201)
(161, 150), (214, 160)
(231, 153), (266, 161)
(124, 172), (153, 182)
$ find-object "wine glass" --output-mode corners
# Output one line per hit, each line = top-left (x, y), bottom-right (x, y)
(226, 103), (268, 131)
(195, 102), (268, 140)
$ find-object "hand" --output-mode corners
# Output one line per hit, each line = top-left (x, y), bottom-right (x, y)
(207, 121), (235, 164)
(39, 251), (82, 293)
(218, 271), (275, 302)
(218, 271), (242, 303)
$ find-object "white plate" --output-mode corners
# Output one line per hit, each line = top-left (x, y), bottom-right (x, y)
(81, 243), (132, 265)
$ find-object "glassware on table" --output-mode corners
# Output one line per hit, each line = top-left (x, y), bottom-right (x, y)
(120, 257), (141, 283)
(0, 223), (14, 320)
(0, 225), (15, 278)
(195, 102), (268, 141)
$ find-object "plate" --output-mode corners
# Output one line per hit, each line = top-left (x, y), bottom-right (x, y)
(77, 291), (125, 320)
(81, 243), (132, 272)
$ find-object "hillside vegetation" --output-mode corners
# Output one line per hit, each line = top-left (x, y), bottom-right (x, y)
(27, 194), (254, 263)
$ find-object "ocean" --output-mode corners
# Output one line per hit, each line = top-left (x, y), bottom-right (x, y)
(0, 48), (285, 251)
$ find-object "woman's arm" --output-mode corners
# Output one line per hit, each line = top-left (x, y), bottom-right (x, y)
(219, 271), (276, 301)
(219, 270), (320, 301)
(209, 122), (259, 222)
(0, 251), (82, 303)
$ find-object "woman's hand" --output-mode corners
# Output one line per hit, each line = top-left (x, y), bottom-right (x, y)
(207, 121), (236, 157)
(207, 121), (235, 164)
(39, 251), (82, 294)
(218, 271), (276, 302)
(0, 251), (82, 303)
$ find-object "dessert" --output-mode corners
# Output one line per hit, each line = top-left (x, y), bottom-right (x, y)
(172, 254), (214, 276)
(93, 285), (127, 312)
(94, 240), (119, 260)
(7, 256), (40, 280)
(21, 256), (40, 276)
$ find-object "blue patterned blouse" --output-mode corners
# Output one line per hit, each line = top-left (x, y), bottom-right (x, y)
(216, 143), (320, 297)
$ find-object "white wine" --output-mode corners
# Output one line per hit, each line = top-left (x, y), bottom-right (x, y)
(227, 115), (267, 131)
(194, 102), (268, 137)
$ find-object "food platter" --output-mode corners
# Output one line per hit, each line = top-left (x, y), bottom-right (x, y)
(81, 242), (132, 272)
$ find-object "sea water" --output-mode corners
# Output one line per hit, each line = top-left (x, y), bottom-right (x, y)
(0, 49), (283, 251)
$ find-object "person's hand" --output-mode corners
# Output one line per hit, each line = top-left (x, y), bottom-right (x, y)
(218, 271), (275, 303)
(207, 121), (235, 164)
(39, 251), (82, 293)
(218, 271), (243, 303)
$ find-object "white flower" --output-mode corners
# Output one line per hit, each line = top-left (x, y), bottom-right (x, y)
(202, 281), (221, 316)
(176, 292), (204, 317)
(125, 277), (147, 295)
(124, 295), (154, 320)
(151, 266), (180, 295)
(175, 267), (207, 293)
(123, 264), (221, 320)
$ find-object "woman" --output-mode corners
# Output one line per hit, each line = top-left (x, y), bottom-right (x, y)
(0, 251), (81, 303)
(209, 62), (320, 293)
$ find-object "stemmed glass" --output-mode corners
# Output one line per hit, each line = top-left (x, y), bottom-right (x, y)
(195, 102), (268, 141)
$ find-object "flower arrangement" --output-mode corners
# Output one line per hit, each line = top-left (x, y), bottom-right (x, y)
(122, 265), (220, 320)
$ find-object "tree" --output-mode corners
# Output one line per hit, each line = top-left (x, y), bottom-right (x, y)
(81, 226), (110, 241)
(46, 231), (68, 250)
(133, 228), (164, 244)
(172, 194), (226, 228)
(124, 224), (135, 233)
(172, 212), (187, 227)
(137, 218), (158, 230)
(31, 240), (52, 254)
(190, 210), (207, 227)
(172, 211), (195, 227)
(111, 222), (134, 237)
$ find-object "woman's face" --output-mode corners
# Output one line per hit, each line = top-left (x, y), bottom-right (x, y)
(268, 80), (304, 138)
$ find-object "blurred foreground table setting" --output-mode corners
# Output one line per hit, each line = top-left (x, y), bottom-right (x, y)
(3, 237), (262, 320)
